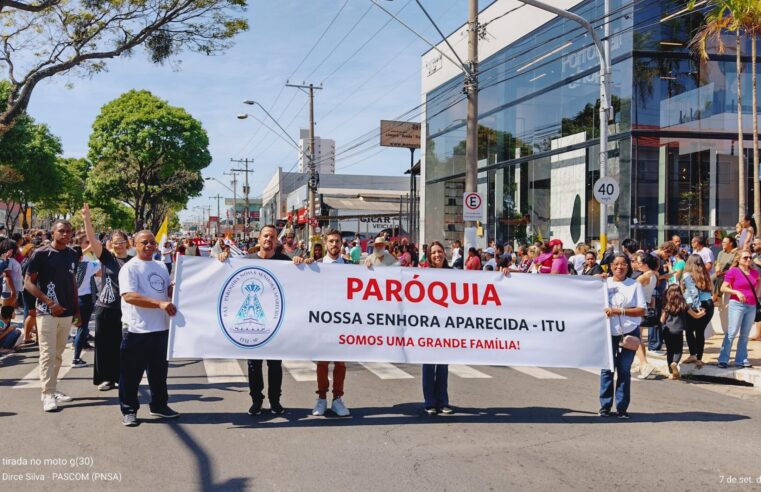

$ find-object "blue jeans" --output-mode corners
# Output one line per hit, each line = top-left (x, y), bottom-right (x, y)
(600, 327), (639, 413)
(719, 300), (755, 366)
(73, 294), (94, 360)
(422, 364), (449, 408)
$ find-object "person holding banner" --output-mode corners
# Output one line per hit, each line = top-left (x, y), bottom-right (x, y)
(117, 230), (178, 427)
(310, 229), (350, 418)
(421, 241), (453, 415)
(601, 253), (646, 419)
(222, 224), (292, 416)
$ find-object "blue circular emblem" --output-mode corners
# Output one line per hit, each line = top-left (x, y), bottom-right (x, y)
(217, 266), (285, 349)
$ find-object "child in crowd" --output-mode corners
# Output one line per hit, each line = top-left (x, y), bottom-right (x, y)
(0, 305), (22, 354)
(660, 285), (704, 380)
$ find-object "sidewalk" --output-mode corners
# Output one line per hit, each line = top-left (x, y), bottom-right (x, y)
(635, 312), (761, 388)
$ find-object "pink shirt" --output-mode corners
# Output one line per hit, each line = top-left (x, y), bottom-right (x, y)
(551, 255), (569, 274)
(724, 267), (759, 305)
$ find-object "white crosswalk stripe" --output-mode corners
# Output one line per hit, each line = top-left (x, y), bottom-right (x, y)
(360, 362), (414, 380)
(510, 366), (567, 380)
(282, 360), (317, 382)
(448, 364), (492, 379)
(203, 359), (246, 384)
(13, 347), (75, 389)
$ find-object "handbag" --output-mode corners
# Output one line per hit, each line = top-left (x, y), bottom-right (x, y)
(738, 269), (761, 322)
(619, 334), (640, 351)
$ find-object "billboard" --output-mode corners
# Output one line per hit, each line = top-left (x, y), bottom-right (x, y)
(380, 120), (421, 149)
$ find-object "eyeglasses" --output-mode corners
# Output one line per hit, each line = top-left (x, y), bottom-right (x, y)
(741, 256), (752, 260)
(138, 240), (157, 246)
(112, 241), (127, 246)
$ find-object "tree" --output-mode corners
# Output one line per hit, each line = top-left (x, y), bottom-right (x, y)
(0, 81), (62, 228)
(87, 89), (211, 232)
(0, 0), (248, 133)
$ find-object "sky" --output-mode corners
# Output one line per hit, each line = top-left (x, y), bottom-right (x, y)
(25, 0), (483, 224)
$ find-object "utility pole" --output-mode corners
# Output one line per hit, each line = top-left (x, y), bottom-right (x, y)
(223, 171), (239, 235)
(464, 0), (479, 251)
(209, 194), (223, 237)
(286, 82), (322, 248)
(230, 158), (254, 239)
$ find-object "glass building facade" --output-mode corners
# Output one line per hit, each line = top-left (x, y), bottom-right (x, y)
(423, 0), (761, 250)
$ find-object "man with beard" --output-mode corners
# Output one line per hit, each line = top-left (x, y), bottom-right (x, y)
(309, 229), (350, 417)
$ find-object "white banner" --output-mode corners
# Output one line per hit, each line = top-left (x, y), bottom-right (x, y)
(169, 256), (614, 370)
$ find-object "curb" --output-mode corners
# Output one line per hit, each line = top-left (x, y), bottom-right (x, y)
(633, 354), (761, 388)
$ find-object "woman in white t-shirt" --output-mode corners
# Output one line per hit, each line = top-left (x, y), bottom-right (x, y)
(632, 252), (659, 380)
(600, 253), (646, 419)
(161, 242), (174, 274)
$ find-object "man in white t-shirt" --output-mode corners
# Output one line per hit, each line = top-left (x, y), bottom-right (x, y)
(691, 235), (714, 277)
(117, 230), (178, 427)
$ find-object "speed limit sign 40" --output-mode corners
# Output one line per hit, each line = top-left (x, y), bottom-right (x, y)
(593, 177), (620, 205)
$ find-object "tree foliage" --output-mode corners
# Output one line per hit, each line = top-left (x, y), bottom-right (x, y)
(0, 0), (248, 133)
(0, 81), (62, 228)
(86, 89), (211, 232)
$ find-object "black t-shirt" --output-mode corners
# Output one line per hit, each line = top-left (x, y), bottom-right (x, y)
(95, 249), (133, 310)
(27, 245), (79, 317)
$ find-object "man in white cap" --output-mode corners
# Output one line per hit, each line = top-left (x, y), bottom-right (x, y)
(365, 236), (398, 267)
(482, 247), (497, 271)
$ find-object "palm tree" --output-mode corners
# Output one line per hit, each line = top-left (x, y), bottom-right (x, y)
(689, 1), (745, 217)
(735, 1), (761, 225)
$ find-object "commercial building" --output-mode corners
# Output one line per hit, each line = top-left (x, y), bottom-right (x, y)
(298, 129), (336, 175)
(259, 167), (416, 241)
(420, 0), (761, 250)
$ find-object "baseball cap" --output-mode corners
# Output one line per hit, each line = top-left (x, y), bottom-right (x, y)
(548, 239), (563, 248)
(484, 247), (495, 255)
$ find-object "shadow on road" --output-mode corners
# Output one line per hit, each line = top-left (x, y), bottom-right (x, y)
(0, 411), (17, 417)
(160, 404), (751, 428)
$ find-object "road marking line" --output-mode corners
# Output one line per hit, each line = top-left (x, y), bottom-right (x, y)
(360, 362), (414, 380)
(580, 367), (642, 382)
(203, 359), (247, 384)
(283, 360), (317, 382)
(448, 364), (491, 378)
(13, 347), (75, 389)
(511, 366), (567, 380)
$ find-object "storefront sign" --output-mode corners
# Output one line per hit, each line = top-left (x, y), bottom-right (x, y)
(168, 257), (613, 370)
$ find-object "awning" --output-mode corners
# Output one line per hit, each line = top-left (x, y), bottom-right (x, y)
(322, 197), (401, 212)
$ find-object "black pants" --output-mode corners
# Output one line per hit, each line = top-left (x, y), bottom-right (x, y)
(685, 299), (714, 360)
(247, 360), (282, 403)
(664, 327), (684, 366)
(119, 330), (169, 415)
(93, 307), (122, 385)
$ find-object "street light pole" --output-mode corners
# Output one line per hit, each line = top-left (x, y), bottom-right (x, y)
(285, 83), (322, 249)
(224, 172), (239, 235)
(518, 0), (612, 252)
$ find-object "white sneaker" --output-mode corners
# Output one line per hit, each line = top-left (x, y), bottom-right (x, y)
(331, 398), (350, 417)
(41, 391), (73, 402)
(42, 394), (58, 412)
(312, 398), (327, 416)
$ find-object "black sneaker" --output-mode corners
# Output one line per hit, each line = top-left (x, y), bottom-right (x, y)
(269, 401), (285, 415)
(598, 408), (612, 417)
(617, 411), (630, 420)
(149, 406), (180, 419)
(122, 413), (138, 427)
(248, 400), (263, 416)
(71, 359), (87, 368)
(424, 407), (438, 415)
(439, 405), (455, 415)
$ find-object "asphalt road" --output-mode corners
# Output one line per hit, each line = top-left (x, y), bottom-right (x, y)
(1, 344), (760, 492)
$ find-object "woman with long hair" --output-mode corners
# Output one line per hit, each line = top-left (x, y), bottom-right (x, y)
(633, 252), (659, 379)
(719, 251), (758, 368)
(681, 254), (714, 368)
(82, 204), (133, 391)
(421, 241), (453, 415)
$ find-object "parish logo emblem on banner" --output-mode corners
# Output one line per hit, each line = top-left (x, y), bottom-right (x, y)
(218, 266), (285, 348)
